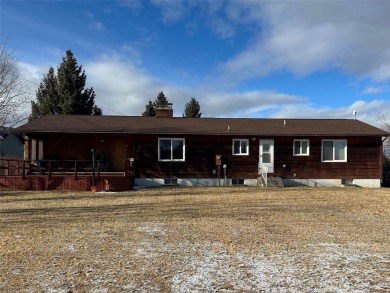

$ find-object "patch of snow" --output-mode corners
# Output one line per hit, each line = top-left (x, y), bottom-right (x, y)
(67, 244), (77, 253)
(137, 225), (167, 235)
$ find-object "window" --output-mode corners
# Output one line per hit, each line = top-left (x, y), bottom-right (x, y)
(294, 139), (309, 156)
(233, 139), (249, 155)
(164, 179), (178, 185)
(322, 140), (347, 162)
(31, 139), (44, 160)
(158, 138), (185, 161)
(232, 179), (245, 185)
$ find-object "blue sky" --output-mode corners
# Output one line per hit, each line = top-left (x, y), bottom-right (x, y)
(1, 0), (390, 126)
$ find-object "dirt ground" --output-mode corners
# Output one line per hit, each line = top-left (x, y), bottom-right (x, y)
(0, 187), (389, 292)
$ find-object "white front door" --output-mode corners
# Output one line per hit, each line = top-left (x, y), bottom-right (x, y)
(260, 140), (274, 173)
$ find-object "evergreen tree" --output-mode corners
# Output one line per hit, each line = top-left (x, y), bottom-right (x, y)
(154, 91), (168, 107)
(30, 67), (60, 120)
(29, 50), (102, 120)
(183, 97), (201, 118)
(142, 100), (156, 116)
(141, 91), (169, 116)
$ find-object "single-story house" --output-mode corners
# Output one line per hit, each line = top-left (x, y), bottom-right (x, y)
(9, 104), (389, 190)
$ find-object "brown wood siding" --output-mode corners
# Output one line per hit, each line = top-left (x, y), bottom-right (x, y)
(35, 134), (133, 172)
(134, 135), (382, 180)
(0, 176), (91, 191)
(273, 136), (382, 179)
(134, 135), (259, 179)
(0, 175), (133, 191)
(27, 133), (383, 180)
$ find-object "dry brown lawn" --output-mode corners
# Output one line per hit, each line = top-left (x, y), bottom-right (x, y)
(0, 187), (389, 292)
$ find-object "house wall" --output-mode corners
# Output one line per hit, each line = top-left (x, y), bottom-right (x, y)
(31, 134), (134, 172)
(273, 136), (382, 180)
(26, 133), (383, 186)
(133, 135), (382, 180)
(134, 135), (259, 179)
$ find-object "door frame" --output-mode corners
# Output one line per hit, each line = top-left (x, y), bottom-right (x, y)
(259, 139), (274, 173)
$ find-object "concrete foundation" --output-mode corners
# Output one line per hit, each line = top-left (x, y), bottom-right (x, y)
(135, 178), (382, 188)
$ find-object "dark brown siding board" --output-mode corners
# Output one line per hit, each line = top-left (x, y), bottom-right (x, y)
(37, 134), (133, 172)
(26, 133), (383, 180)
(135, 134), (261, 179)
(0, 175), (133, 191)
(123, 135), (383, 180)
(272, 136), (382, 179)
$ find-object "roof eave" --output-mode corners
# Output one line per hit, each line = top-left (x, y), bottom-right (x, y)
(19, 130), (390, 137)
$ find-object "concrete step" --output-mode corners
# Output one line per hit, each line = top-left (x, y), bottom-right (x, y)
(267, 176), (284, 187)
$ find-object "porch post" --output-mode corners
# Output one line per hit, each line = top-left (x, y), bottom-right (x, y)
(48, 161), (52, 179)
(74, 160), (78, 179)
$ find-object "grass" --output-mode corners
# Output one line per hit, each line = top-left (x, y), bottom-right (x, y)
(0, 187), (389, 292)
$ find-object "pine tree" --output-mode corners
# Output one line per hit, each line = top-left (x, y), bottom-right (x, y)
(183, 97), (201, 118)
(141, 91), (169, 116)
(142, 100), (156, 116)
(29, 50), (102, 120)
(154, 91), (168, 108)
(30, 67), (60, 120)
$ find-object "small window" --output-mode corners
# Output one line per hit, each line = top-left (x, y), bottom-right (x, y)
(233, 139), (249, 155)
(341, 179), (353, 185)
(293, 140), (309, 156)
(158, 138), (185, 161)
(322, 140), (347, 162)
(232, 179), (244, 185)
(164, 178), (178, 185)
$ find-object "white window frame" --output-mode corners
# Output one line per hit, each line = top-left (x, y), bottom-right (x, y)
(158, 138), (185, 162)
(232, 139), (249, 155)
(322, 140), (347, 162)
(293, 139), (310, 156)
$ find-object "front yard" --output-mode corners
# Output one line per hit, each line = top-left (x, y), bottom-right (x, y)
(0, 187), (389, 292)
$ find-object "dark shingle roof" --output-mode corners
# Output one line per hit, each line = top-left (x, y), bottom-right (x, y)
(15, 115), (389, 137)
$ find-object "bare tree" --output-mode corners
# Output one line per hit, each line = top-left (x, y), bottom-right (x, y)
(0, 40), (28, 131)
(378, 114), (390, 185)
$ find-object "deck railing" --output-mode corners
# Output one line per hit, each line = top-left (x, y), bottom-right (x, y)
(258, 163), (268, 187)
(0, 159), (103, 179)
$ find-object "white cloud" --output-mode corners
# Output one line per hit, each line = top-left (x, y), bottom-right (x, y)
(151, 0), (190, 24)
(85, 54), (164, 115)
(270, 100), (389, 129)
(371, 64), (390, 82)
(18, 53), (389, 129)
(119, 0), (142, 11)
(84, 54), (386, 127)
(219, 1), (390, 83)
(120, 44), (142, 65)
(207, 18), (235, 39)
(15, 63), (47, 121)
(201, 91), (307, 118)
(361, 86), (388, 95)
(84, 11), (106, 31)
(77, 52), (309, 118)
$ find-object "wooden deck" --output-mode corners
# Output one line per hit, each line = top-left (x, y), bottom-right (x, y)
(0, 159), (134, 191)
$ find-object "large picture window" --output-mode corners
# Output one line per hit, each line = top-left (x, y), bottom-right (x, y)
(158, 138), (185, 161)
(293, 139), (309, 156)
(322, 140), (347, 162)
(233, 139), (249, 155)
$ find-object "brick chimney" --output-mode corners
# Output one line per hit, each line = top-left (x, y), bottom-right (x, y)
(155, 103), (173, 118)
